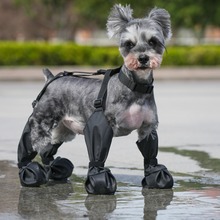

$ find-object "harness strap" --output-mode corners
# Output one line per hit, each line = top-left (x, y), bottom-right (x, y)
(32, 74), (63, 108)
(94, 66), (121, 110)
(32, 67), (120, 108)
(118, 69), (154, 94)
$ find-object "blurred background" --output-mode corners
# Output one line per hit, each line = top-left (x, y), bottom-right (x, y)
(0, 0), (219, 67)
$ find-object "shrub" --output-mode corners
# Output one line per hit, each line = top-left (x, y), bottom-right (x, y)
(163, 46), (220, 66)
(0, 42), (219, 66)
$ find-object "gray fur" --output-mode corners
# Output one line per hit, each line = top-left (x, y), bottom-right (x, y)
(107, 4), (133, 38)
(107, 4), (171, 41)
(43, 68), (54, 82)
(29, 4), (171, 154)
(148, 7), (172, 40)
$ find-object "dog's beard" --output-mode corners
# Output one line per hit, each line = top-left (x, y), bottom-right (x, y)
(124, 54), (139, 70)
(124, 53), (163, 71)
(150, 54), (163, 69)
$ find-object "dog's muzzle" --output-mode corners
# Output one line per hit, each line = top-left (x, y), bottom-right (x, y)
(138, 54), (149, 64)
(138, 54), (150, 69)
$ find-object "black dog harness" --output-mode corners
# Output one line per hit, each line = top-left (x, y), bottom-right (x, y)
(32, 67), (119, 108)
(32, 67), (154, 109)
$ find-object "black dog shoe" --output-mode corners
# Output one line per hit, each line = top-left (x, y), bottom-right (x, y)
(19, 162), (47, 187)
(142, 164), (173, 189)
(85, 167), (117, 195)
(46, 157), (74, 181)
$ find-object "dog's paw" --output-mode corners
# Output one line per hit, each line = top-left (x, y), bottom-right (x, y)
(85, 167), (117, 195)
(142, 164), (173, 189)
(19, 162), (47, 187)
(46, 157), (74, 181)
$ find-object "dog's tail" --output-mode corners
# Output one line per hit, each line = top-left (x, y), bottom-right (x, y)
(42, 68), (54, 82)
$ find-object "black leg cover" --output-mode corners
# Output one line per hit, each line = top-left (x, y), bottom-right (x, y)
(40, 143), (62, 165)
(17, 119), (37, 169)
(84, 109), (117, 195)
(137, 130), (173, 189)
(18, 120), (47, 187)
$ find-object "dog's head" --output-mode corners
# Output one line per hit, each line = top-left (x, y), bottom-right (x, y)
(107, 4), (171, 76)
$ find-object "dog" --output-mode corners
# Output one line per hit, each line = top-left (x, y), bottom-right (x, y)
(18, 4), (173, 194)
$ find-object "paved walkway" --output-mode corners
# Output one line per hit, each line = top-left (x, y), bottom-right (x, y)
(0, 66), (219, 81)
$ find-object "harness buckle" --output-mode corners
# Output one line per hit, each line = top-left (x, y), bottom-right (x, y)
(94, 99), (103, 108)
(96, 69), (107, 75)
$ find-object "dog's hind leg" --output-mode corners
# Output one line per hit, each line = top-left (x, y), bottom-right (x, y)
(17, 117), (37, 169)
(39, 141), (74, 183)
(136, 128), (174, 189)
(17, 116), (74, 187)
(17, 117), (48, 187)
(39, 121), (74, 182)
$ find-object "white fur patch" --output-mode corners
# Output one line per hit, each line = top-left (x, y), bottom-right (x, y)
(62, 116), (84, 135)
(119, 103), (156, 129)
(149, 53), (162, 69)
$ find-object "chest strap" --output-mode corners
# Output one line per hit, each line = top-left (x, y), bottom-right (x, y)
(118, 69), (154, 94)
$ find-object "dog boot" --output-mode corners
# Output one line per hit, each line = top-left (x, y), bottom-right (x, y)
(19, 162), (47, 187)
(136, 130), (173, 189)
(45, 157), (74, 182)
(84, 109), (117, 195)
(40, 143), (74, 182)
(18, 119), (47, 187)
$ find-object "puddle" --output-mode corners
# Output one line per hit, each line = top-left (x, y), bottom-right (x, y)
(160, 146), (220, 173)
(0, 161), (220, 220)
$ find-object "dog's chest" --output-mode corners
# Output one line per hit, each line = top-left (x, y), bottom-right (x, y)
(117, 103), (156, 130)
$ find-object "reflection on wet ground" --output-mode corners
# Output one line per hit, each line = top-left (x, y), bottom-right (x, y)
(0, 161), (220, 220)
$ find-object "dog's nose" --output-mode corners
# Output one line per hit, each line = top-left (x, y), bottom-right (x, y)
(138, 55), (149, 64)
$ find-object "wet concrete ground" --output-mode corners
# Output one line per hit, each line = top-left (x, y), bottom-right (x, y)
(0, 68), (220, 219)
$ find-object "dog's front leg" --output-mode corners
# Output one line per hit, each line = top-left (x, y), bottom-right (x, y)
(84, 109), (117, 195)
(136, 128), (174, 189)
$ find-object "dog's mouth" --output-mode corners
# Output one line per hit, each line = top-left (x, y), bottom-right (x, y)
(137, 62), (150, 70)
(138, 66), (149, 70)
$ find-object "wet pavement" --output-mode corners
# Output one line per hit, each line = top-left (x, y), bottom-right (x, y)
(0, 68), (220, 219)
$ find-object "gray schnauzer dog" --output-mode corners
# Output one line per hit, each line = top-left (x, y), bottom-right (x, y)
(17, 4), (173, 194)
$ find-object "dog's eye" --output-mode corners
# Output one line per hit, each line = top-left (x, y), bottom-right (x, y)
(148, 38), (157, 47)
(124, 41), (135, 49)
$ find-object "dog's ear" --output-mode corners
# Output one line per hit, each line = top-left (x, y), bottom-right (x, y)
(148, 8), (172, 40)
(107, 4), (133, 39)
